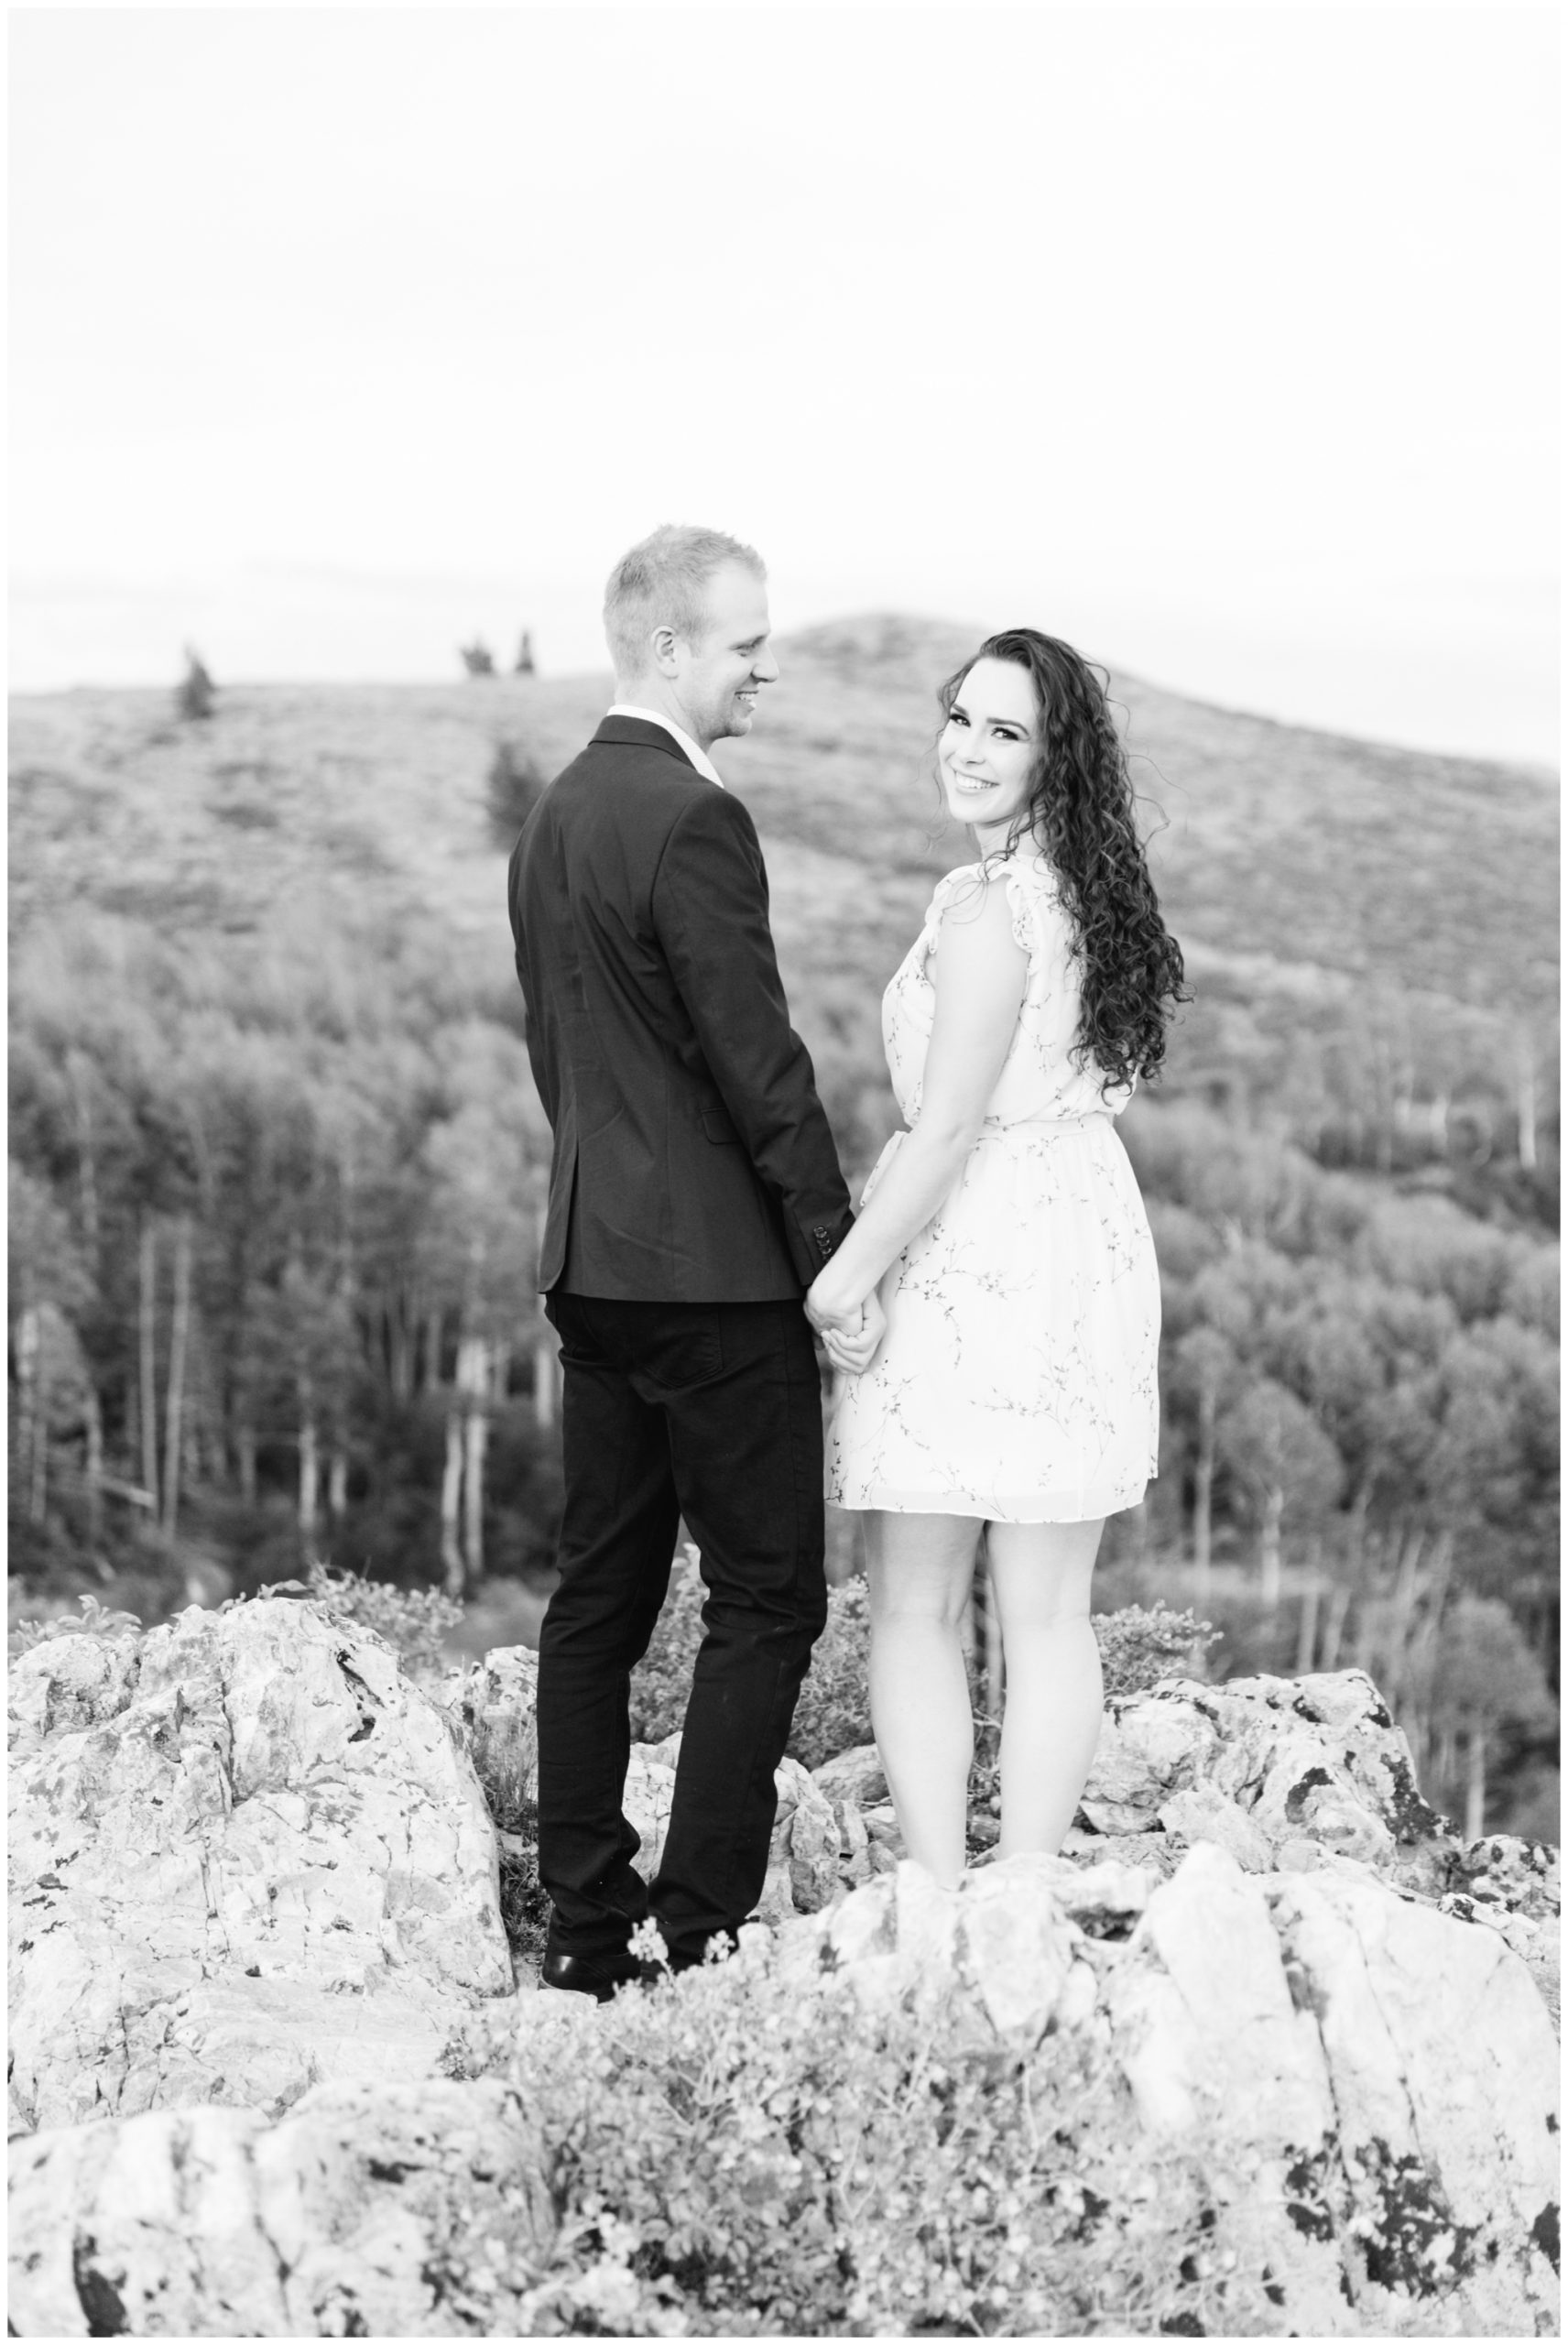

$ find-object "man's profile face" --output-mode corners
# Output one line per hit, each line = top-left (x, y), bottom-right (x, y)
(671, 563), (779, 746)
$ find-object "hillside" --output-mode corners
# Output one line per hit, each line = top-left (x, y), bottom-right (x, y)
(11, 613), (1555, 1001)
(9, 615), (1558, 1194)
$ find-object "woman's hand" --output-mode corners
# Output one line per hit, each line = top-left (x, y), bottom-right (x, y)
(806, 1282), (887, 1376)
(800, 876), (1029, 1325)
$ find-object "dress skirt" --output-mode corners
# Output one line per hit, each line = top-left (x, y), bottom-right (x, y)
(824, 1109), (1160, 1523)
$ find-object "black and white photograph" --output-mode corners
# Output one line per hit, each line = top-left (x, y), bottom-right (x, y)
(7, 5), (1559, 2338)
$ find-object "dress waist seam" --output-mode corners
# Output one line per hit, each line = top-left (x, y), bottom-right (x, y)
(905, 1111), (1114, 1136)
(891, 1109), (1115, 1145)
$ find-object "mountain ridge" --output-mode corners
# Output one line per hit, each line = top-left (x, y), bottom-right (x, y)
(10, 617), (1557, 1052)
(11, 612), (1554, 785)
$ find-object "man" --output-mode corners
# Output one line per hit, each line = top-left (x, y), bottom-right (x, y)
(509, 523), (880, 1996)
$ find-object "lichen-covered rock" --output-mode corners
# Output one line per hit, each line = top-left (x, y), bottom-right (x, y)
(773, 1838), (1560, 2336)
(9, 1600), (513, 2131)
(1048, 1853), (1152, 1935)
(1080, 1669), (1446, 1879)
(1449, 1832), (1561, 1921)
(1156, 1782), (1276, 1871)
(1106, 1844), (1348, 2329)
(1079, 1692), (1219, 1832)
(1077, 1673), (1562, 2036)
(833, 1792), (874, 1888)
(779, 1758), (841, 1913)
(443, 1644), (539, 1808)
(8, 1615), (1559, 2341)
(6, 2078), (554, 2338)
(7, 1629), (142, 1757)
(1267, 1865), (1560, 2332)
(776, 1853), (1096, 2055)
(1438, 1889), (1561, 2035)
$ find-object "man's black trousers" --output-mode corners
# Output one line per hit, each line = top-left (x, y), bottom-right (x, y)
(537, 1292), (828, 1968)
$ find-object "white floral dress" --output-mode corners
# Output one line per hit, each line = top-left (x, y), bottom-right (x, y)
(825, 849), (1160, 1523)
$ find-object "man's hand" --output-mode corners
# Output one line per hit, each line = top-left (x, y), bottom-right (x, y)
(815, 1290), (887, 1378)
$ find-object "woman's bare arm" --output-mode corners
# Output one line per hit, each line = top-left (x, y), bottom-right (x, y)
(808, 873), (1028, 1329)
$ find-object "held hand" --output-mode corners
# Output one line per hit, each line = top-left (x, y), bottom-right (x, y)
(804, 1271), (855, 1339)
(822, 1290), (887, 1378)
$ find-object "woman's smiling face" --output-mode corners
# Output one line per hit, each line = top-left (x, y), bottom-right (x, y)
(937, 657), (1040, 838)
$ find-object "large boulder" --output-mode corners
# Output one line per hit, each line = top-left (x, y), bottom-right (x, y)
(7, 2078), (555, 2338)
(9, 1599), (513, 2132)
(777, 1844), (1560, 2336)
(1266, 1863), (1561, 2333)
(1071, 1669), (1562, 2033)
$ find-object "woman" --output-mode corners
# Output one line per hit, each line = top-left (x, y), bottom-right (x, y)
(806, 630), (1184, 1887)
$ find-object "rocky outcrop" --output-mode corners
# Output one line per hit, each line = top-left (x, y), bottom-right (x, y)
(9, 1599), (513, 2132)
(18, 1846), (1550, 2338)
(1068, 1668), (1562, 2024)
(532, 1664), (1561, 2011)
(7, 2079), (555, 2339)
(811, 1673), (1560, 2021)
(8, 1623), (1560, 2340)
(777, 1844), (1561, 2336)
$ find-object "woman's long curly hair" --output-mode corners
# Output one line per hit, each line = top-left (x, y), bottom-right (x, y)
(939, 629), (1187, 1089)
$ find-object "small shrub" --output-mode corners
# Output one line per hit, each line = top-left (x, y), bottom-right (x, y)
(503, 1944), (1293, 2337)
(487, 739), (550, 846)
(632, 1565), (1218, 1769)
(301, 1558), (463, 1677)
(7, 1592), (144, 1657)
(466, 1702), (537, 1833)
(457, 1660), (548, 1959)
(490, 1791), (550, 1961)
(1095, 1601), (1220, 1701)
(489, 736), (546, 824)
(175, 647), (215, 721)
(630, 1557), (871, 1769)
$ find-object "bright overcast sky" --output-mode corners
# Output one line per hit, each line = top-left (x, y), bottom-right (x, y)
(9, 5), (1560, 762)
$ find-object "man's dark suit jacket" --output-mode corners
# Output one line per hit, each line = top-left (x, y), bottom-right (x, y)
(508, 714), (854, 1302)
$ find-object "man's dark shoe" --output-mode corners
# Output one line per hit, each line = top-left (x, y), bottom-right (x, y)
(539, 1948), (659, 2003)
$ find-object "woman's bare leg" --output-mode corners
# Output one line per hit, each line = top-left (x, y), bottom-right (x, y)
(986, 1518), (1106, 1857)
(865, 1511), (982, 1887)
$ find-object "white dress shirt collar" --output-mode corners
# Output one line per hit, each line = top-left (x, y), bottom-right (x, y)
(606, 703), (724, 788)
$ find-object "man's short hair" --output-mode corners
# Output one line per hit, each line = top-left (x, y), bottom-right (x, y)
(603, 524), (765, 680)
